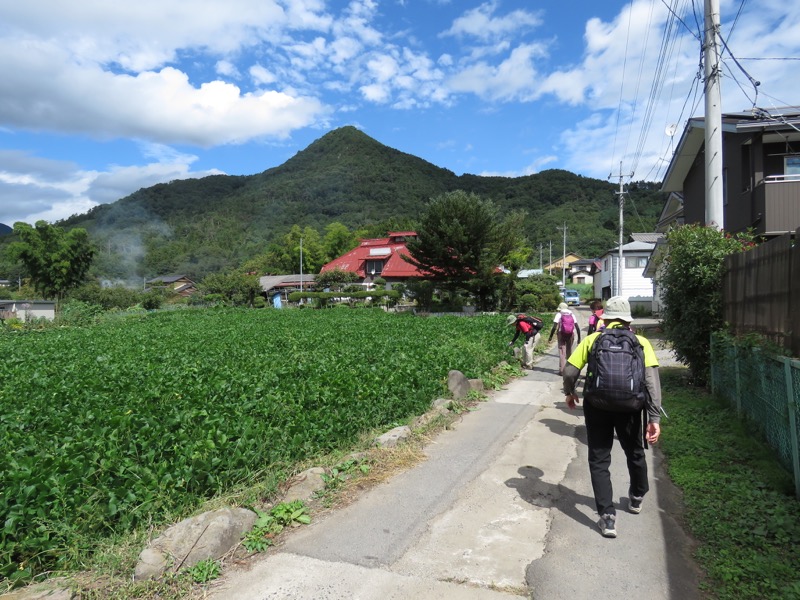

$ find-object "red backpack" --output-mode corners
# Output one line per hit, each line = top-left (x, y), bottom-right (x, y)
(560, 312), (575, 335)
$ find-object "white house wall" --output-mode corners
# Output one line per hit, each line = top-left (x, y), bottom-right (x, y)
(5, 302), (56, 322)
(594, 252), (654, 301)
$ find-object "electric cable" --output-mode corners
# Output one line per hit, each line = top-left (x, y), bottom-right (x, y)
(621, 0), (658, 173)
(609, 1), (637, 179)
(629, 0), (684, 177)
(664, 0), (701, 40)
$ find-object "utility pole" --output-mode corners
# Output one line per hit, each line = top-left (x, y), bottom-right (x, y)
(556, 222), (567, 285)
(614, 163), (632, 297)
(704, 0), (724, 229)
(299, 237), (303, 292)
(548, 241), (552, 275)
(539, 243), (543, 271)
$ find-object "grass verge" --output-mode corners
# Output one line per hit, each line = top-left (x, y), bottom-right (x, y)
(658, 368), (800, 600)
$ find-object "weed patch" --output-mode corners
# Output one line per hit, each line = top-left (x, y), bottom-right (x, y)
(659, 369), (800, 599)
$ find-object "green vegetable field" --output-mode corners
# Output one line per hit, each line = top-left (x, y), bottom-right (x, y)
(0, 308), (520, 581)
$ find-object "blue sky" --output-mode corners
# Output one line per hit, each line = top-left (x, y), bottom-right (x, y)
(1, 0), (798, 226)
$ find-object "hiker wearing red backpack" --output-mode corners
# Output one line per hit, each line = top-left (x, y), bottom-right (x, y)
(548, 302), (581, 375)
(561, 296), (662, 539)
(506, 313), (543, 369)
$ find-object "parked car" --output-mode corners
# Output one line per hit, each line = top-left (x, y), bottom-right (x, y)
(564, 289), (580, 306)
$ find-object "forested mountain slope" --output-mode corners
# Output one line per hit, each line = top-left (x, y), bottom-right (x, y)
(4, 126), (665, 280)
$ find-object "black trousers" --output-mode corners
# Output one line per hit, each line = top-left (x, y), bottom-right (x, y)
(583, 400), (649, 516)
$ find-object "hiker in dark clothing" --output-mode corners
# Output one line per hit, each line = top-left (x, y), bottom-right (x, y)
(562, 296), (662, 539)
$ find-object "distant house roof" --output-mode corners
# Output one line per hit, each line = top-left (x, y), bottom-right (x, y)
(600, 240), (655, 258)
(570, 258), (599, 268)
(145, 274), (197, 296)
(320, 232), (427, 279)
(259, 274), (316, 293)
(567, 258), (601, 275)
(630, 232), (662, 243)
(517, 269), (543, 278)
(147, 275), (194, 284)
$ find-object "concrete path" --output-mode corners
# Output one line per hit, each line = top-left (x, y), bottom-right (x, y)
(208, 308), (701, 599)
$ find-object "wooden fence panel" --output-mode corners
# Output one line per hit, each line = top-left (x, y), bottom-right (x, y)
(723, 231), (796, 353)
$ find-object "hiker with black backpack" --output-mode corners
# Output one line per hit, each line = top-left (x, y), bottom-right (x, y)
(548, 302), (581, 375)
(561, 296), (662, 539)
(506, 313), (544, 370)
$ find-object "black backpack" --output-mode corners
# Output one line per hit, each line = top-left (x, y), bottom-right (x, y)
(584, 327), (646, 412)
(519, 315), (543, 332)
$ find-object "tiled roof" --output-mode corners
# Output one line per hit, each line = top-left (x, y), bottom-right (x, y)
(259, 274), (316, 292)
(630, 232), (662, 243)
(320, 233), (427, 278)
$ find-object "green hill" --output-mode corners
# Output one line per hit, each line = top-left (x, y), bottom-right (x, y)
(5, 126), (665, 281)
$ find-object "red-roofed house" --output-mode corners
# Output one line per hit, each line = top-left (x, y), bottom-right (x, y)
(320, 231), (427, 285)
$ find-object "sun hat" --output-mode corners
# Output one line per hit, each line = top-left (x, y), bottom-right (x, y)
(558, 302), (568, 312)
(602, 296), (634, 322)
(506, 314), (517, 326)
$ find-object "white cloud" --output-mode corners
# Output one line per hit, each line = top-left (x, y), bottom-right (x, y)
(447, 43), (546, 101)
(443, 1), (542, 41)
(0, 40), (327, 145)
(87, 161), (223, 205)
(0, 1), (291, 71)
(0, 147), (223, 225)
(216, 60), (240, 78)
(250, 64), (278, 86)
(359, 83), (391, 103)
(366, 54), (400, 82)
(329, 36), (363, 65)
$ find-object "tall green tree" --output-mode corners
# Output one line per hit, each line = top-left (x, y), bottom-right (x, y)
(269, 226), (325, 274)
(403, 191), (527, 310)
(660, 224), (755, 385)
(8, 221), (95, 301)
(322, 222), (358, 263)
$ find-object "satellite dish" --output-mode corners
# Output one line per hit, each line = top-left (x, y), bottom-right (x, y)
(665, 124), (677, 137)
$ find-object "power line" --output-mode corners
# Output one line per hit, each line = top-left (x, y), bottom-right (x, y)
(727, 0), (748, 39)
(609, 1), (637, 179)
(621, 0), (657, 172)
(738, 57), (800, 61)
(718, 30), (761, 107)
(629, 0), (686, 177)
(664, 0), (701, 40)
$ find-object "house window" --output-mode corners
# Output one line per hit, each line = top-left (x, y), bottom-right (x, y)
(741, 144), (751, 191)
(604, 258), (609, 271)
(365, 259), (384, 277)
(786, 155), (800, 177)
(625, 256), (648, 269)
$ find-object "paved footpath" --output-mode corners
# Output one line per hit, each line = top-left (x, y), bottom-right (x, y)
(208, 309), (702, 600)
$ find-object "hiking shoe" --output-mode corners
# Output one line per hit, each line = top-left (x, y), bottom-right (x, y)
(598, 514), (617, 538)
(629, 495), (643, 514)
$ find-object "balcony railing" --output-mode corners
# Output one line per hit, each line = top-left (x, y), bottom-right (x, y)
(752, 177), (800, 234)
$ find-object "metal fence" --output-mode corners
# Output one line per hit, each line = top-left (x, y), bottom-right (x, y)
(721, 227), (800, 356)
(711, 333), (800, 497)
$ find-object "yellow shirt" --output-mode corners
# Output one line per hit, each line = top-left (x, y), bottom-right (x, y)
(567, 322), (658, 370)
